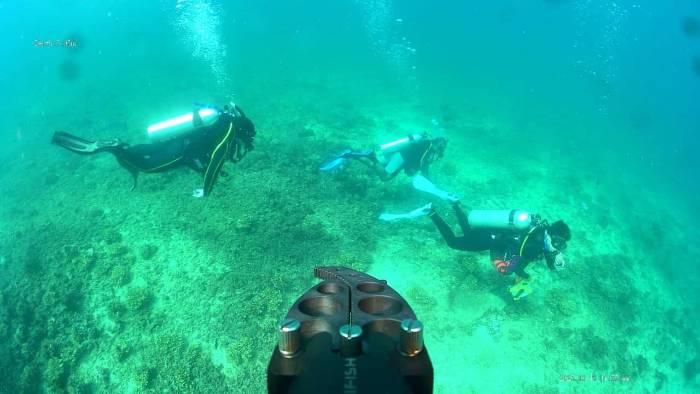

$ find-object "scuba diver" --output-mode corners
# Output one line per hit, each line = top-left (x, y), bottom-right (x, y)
(320, 132), (459, 221)
(427, 203), (571, 300)
(51, 103), (255, 197)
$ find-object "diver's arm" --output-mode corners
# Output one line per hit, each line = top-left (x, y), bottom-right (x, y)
(544, 251), (557, 270)
(490, 237), (531, 277)
(200, 122), (235, 197)
(202, 148), (227, 196)
(352, 156), (399, 181)
(513, 262), (531, 280)
(353, 158), (402, 181)
(489, 242), (509, 274)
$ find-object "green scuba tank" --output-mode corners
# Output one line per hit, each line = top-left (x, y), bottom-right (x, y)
(147, 108), (220, 141)
(467, 210), (532, 231)
(379, 133), (425, 155)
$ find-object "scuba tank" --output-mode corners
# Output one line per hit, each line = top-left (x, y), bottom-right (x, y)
(379, 133), (426, 155)
(467, 209), (532, 231)
(147, 106), (220, 141)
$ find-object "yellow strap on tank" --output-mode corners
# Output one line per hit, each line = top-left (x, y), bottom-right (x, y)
(203, 121), (235, 194)
(418, 141), (433, 168)
(118, 155), (183, 173)
(518, 225), (540, 256)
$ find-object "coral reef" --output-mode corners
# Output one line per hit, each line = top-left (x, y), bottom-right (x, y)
(0, 32), (697, 393)
(124, 287), (153, 312)
(134, 334), (229, 392)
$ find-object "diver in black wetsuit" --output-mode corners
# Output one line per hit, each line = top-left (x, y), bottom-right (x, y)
(428, 203), (571, 300)
(52, 103), (256, 197)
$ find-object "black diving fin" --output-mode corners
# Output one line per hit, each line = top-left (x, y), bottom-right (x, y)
(53, 131), (137, 191)
(52, 131), (124, 155)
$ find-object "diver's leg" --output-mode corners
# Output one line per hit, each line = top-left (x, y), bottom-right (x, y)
(112, 140), (186, 190)
(354, 151), (402, 181)
(452, 203), (470, 235)
(461, 229), (495, 251)
(115, 140), (186, 173)
(344, 150), (377, 160)
(449, 205), (493, 250)
(428, 209), (465, 250)
(382, 153), (404, 174)
(320, 148), (379, 172)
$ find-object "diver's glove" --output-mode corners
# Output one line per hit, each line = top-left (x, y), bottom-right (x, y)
(554, 253), (566, 270)
(492, 255), (521, 275)
(508, 276), (533, 301)
(193, 188), (205, 198)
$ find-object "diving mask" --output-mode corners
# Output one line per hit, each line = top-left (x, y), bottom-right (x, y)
(544, 230), (567, 252)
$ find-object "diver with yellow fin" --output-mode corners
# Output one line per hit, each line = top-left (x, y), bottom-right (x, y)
(52, 103), (255, 197)
(427, 203), (571, 300)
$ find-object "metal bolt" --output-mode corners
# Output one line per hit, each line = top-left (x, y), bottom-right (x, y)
(277, 318), (301, 358)
(339, 324), (363, 356)
(399, 319), (424, 357)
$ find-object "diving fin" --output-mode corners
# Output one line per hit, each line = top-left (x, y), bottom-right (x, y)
(379, 203), (433, 222)
(52, 131), (123, 155)
(53, 131), (138, 191)
(319, 149), (351, 172)
(509, 280), (533, 301)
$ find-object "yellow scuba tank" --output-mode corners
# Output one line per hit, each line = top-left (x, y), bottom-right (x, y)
(379, 133), (426, 155)
(147, 107), (220, 141)
(467, 210), (532, 231)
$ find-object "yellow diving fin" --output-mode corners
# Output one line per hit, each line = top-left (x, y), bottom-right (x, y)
(509, 278), (533, 301)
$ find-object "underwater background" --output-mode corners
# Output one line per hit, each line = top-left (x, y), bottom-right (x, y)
(0, 0), (699, 392)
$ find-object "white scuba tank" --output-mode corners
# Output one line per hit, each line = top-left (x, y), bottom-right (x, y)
(467, 210), (532, 231)
(379, 133), (425, 155)
(147, 108), (220, 141)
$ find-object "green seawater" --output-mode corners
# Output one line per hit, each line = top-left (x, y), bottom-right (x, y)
(0, 1), (698, 393)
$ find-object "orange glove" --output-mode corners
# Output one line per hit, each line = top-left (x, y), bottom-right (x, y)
(492, 259), (509, 274)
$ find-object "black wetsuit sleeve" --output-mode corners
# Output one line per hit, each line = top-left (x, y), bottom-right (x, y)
(544, 252), (557, 270)
(429, 212), (465, 250)
(513, 262), (530, 279)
